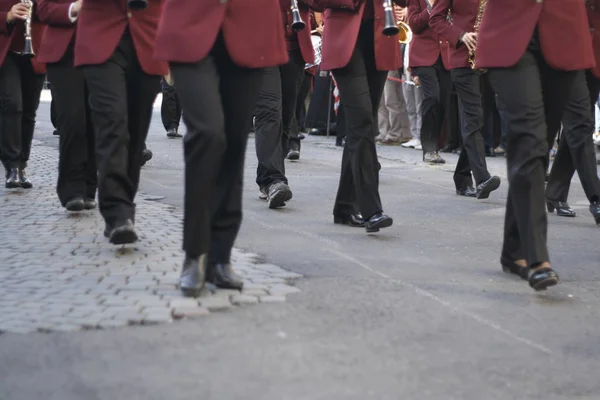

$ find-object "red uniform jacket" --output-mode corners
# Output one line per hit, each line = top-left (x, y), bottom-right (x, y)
(280, 0), (315, 65)
(407, 0), (450, 69)
(154, 0), (288, 69)
(429, 0), (476, 69)
(75, 0), (167, 76)
(587, 0), (600, 78)
(475, 0), (594, 71)
(37, 0), (76, 64)
(317, 0), (406, 72)
(0, 0), (46, 74)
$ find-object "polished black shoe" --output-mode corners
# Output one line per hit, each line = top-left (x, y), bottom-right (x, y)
(19, 169), (32, 189)
(590, 201), (600, 225)
(84, 198), (97, 210)
(298, 132), (306, 140)
(528, 266), (559, 291)
(109, 219), (138, 245)
(286, 148), (300, 160)
(179, 255), (207, 297)
(333, 213), (365, 227)
(476, 176), (501, 199)
(5, 168), (21, 189)
(456, 186), (476, 197)
(166, 127), (182, 138)
(500, 257), (528, 280)
(53, 129), (60, 136)
(546, 199), (576, 217)
(267, 181), (293, 209)
(206, 263), (244, 290)
(65, 197), (85, 212)
(365, 212), (393, 233)
(141, 149), (153, 166)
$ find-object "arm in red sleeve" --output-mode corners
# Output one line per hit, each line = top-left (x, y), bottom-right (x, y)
(407, 0), (430, 34)
(428, 0), (463, 46)
(37, 0), (76, 26)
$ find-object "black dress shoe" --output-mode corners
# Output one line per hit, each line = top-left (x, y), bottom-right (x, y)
(546, 199), (576, 217)
(5, 168), (21, 189)
(166, 128), (182, 138)
(65, 197), (85, 212)
(528, 266), (559, 291)
(484, 146), (495, 157)
(286, 148), (300, 160)
(298, 133), (306, 140)
(500, 257), (528, 280)
(334, 213), (365, 227)
(589, 201), (600, 225)
(109, 219), (138, 245)
(206, 263), (244, 290)
(179, 255), (207, 297)
(141, 149), (153, 166)
(84, 198), (97, 210)
(476, 176), (501, 199)
(365, 212), (393, 233)
(456, 186), (476, 197)
(19, 169), (32, 189)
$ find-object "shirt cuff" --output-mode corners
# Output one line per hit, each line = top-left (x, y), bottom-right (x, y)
(68, 3), (78, 23)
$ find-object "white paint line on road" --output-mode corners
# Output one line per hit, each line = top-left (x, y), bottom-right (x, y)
(326, 248), (553, 356)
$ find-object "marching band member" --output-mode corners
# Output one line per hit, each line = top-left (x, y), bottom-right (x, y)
(0, 0), (45, 189)
(407, 0), (451, 164)
(429, 0), (501, 199)
(75, 0), (167, 244)
(476, 0), (595, 290)
(154, 0), (288, 296)
(37, 0), (97, 212)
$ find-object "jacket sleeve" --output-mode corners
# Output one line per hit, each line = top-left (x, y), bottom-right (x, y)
(0, 0), (13, 35)
(428, 0), (462, 46)
(407, 0), (429, 34)
(37, 0), (75, 26)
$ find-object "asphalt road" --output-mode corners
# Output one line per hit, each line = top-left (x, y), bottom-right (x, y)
(2, 96), (600, 400)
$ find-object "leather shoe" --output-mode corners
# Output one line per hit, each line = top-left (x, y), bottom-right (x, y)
(19, 169), (32, 189)
(109, 219), (138, 245)
(546, 199), (576, 217)
(5, 168), (21, 189)
(179, 255), (207, 297)
(365, 212), (393, 233)
(65, 197), (85, 212)
(206, 263), (244, 290)
(476, 176), (501, 199)
(334, 213), (365, 227)
(456, 186), (476, 197)
(528, 266), (559, 291)
(85, 198), (97, 210)
(590, 201), (600, 225)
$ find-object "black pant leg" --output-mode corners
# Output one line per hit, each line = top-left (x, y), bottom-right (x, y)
(451, 68), (490, 185)
(0, 54), (22, 171)
(296, 72), (311, 131)
(47, 48), (92, 206)
(50, 99), (57, 128)
(18, 58), (45, 170)
(254, 66), (287, 190)
(171, 35), (263, 263)
(280, 49), (305, 152)
(160, 79), (181, 131)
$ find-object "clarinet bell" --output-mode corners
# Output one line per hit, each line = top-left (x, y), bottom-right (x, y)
(291, 11), (306, 31)
(22, 39), (35, 59)
(382, 16), (400, 36)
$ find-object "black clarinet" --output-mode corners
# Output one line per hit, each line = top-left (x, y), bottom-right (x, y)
(382, 0), (400, 36)
(21, 0), (34, 58)
(291, 0), (306, 32)
(128, 0), (148, 10)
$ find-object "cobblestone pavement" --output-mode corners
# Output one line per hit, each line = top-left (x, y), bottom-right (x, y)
(0, 140), (302, 334)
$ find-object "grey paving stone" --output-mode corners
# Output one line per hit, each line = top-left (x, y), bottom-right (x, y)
(231, 295), (259, 305)
(267, 285), (301, 296)
(172, 307), (210, 318)
(198, 296), (233, 311)
(259, 295), (287, 303)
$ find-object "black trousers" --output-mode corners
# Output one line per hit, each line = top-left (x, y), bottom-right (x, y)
(170, 34), (263, 263)
(488, 32), (577, 267)
(452, 68), (492, 188)
(50, 99), (57, 128)
(413, 57), (451, 154)
(254, 48), (305, 190)
(546, 69), (600, 203)
(47, 46), (97, 206)
(81, 33), (160, 227)
(295, 71), (311, 132)
(0, 53), (45, 171)
(332, 20), (386, 219)
(160, 77), (181, 131)
(444, 86), (461, 149)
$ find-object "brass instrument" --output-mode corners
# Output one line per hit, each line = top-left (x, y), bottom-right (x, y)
(21, 0), (34, 58)
(382, 0), (400, 36)
(291, 0), (306, 32)
(128, 0), (148, 9)
(397, 21), (412, 44)
(469, 0), (487, 71)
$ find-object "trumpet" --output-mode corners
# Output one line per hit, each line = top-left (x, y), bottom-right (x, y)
(128, 0), (147, 10)
(290, 0), (306, 32)
(21, 0), (34, 58)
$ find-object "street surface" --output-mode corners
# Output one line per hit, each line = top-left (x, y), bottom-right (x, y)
(1, 92), (600, 399)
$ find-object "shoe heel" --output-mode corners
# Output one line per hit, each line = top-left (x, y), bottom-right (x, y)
(546, 201), (555, 213)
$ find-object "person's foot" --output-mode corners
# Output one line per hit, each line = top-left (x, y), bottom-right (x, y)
(206, 263), (244, 290)
(401, 138), (420, 148)
(179, 255), (207, 297)
(19, 168), (32, 189)
(267, 182), (293, 209)
(528, 262), (559, 291)
(166, 127), (182, 138)
(476, 176), (501, 199)
(84, 198), (97, 210)
(333, 213), (365, 227)
(365, 212), (393, 233)
(109, 219), (138, 245)
(65, 197), (85, 212)
(5, 168), (21, 189)
(141, 149), (153, 166)
(423, 151), (445, 164)
(286, 143), (300, 160)
(456, 186), (476, 197)
(494, 145), (506, 156)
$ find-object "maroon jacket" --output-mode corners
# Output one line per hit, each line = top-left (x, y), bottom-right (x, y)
(155, 0), (288, 69)
(317, 0), (406, 71)
(37, 0), (76, 64)
(588, 0), (600, 78)
(429, 0), (477, 69)
(407, 0), (450, 69)
(75, 0), (168, 76)
(280, 0), (315, 65)
(0, 0), (46, 74)
(475, 0), (594, 71)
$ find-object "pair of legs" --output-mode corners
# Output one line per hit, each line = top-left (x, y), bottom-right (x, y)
(171, 34), (263, 296)
(0, 53), (45, 188)
(377, 70), (411, 144)
(47, 45), (97, 210)
(81, 32), (160, 244)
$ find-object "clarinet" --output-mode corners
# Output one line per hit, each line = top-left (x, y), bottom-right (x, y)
(21, 0), (34, 58)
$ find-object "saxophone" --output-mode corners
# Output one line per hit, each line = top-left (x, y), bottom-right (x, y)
(468, 0), (487, 71)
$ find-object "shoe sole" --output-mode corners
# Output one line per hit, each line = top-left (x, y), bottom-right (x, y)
(5, 183), (21, 189)
(21, 183), (32, 189)
(66, 202), (85, 212)
(180, 284), (204, 298)
(333, 217), (365, 228)
(366, 217), (393, 233)
(268, 188), (293, 209)
(477, 177), (501, 199)
(287, 151), (300, 161)
(530, 276), (559, 291)
(109, 229), (138, 245)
